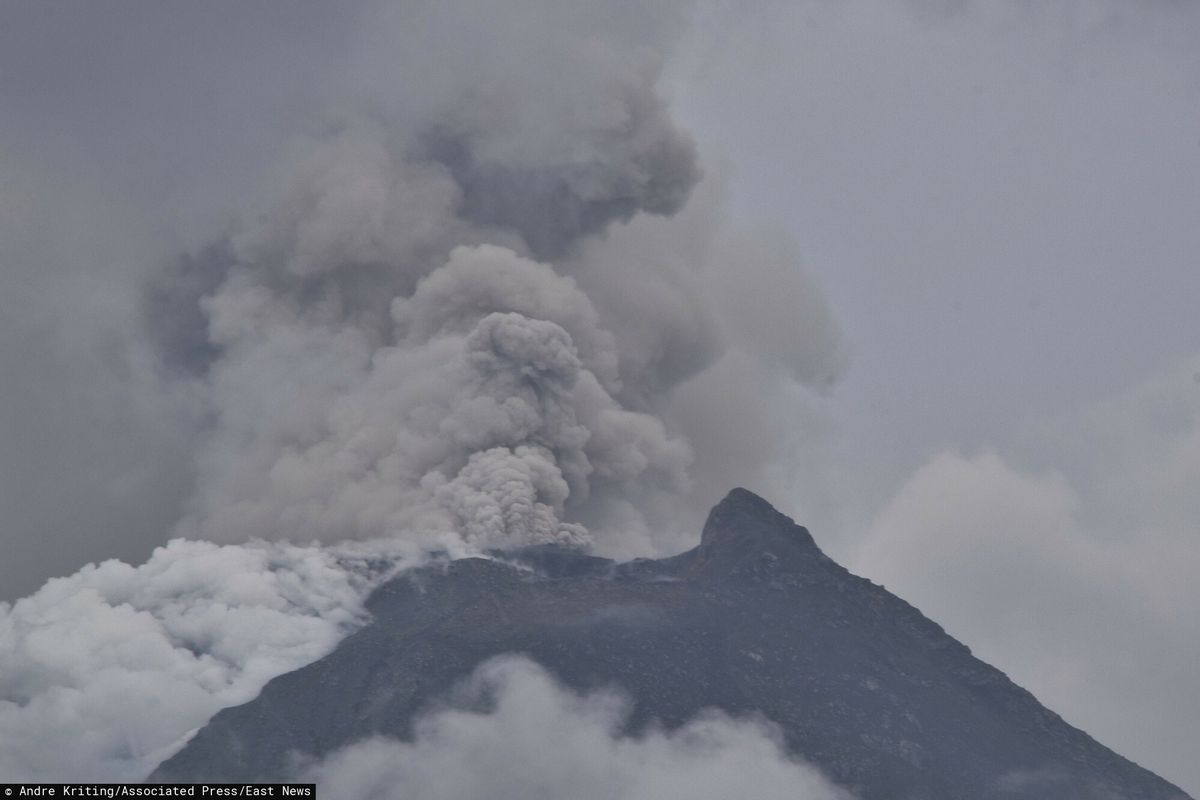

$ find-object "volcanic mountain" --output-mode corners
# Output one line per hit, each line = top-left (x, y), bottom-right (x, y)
(153, 489), (1190, 799)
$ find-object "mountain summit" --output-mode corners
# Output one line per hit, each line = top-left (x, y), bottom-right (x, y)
(153, 490), (1190, 799)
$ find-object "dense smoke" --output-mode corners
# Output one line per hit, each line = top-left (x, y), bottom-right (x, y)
(178, 240), (695, 554)
(0, 538), (384, 781)
(151, 0), (842, 557)
(0, 0), (844, 782)
(3, 0), (1198, 792)
(300, 656), (853, 800)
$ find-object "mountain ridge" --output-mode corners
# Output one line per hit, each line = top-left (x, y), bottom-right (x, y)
(152, 489), (1191, 799)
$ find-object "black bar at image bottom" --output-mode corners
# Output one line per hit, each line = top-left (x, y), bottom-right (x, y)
(0, 787), (315, 798)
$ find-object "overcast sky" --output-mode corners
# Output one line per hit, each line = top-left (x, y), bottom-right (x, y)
(668, 3), (1200, 790)
(1, 0), (1196, 793)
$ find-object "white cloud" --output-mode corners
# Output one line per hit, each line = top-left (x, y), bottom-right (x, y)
(852, 355), (1200, 794)
(0, 539), (385, 781)
(300, 656), (853, 800)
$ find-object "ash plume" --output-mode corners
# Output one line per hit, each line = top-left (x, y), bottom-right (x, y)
(149, 0), (843, 557)
(0, 0), (843, 781)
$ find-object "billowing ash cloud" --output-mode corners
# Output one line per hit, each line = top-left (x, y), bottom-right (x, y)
(146, 0), (843, 557)
(0, 0), (845, 782)
(0, 538), (384, 781)
(299, 656), (853, 800)
(178, 241), (694, 553)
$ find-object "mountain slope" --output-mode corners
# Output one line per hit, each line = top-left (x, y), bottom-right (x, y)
(153, 489), (1190, 799)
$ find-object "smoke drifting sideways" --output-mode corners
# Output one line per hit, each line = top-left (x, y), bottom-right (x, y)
(300, 656), (854, 800)
(0, 538), (379, 781)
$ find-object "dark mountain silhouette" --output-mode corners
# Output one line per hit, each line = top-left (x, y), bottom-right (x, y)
(153, 489), (1190, 799)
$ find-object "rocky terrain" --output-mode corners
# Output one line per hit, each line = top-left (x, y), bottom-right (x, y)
(154, 489), (1190, 799)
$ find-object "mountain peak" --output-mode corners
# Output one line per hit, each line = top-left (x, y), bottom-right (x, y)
(700, 487), (819, 555)
(714, 486), (776, 512)
(153, 489), (1192, 800)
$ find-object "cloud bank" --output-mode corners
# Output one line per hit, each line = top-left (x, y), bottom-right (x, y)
(853, 356), (1200, 794)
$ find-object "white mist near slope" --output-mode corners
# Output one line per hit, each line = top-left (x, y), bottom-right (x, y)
(302, 656), (854, 800)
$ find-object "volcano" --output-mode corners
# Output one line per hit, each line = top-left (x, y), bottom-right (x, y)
(152, 489), (1189, 799)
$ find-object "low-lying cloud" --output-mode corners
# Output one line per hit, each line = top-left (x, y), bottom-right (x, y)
(300, 656), (853, 800)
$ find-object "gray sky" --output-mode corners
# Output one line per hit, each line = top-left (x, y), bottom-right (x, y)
(1, 0), (1196, 793)
(671, 1), (1200, 791)
(674, 0), (1200, 521)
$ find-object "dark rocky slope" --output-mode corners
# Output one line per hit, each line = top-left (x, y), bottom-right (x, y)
(154, 489), (1190, 799)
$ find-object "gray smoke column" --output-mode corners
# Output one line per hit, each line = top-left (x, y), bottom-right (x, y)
(0, 0), (845, 781)
(152, 0), (843, 557)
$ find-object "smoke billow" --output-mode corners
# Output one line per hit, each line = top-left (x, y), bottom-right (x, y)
(0, 538), (382, 781)
(154, 0), (843, 557)
(0, 0), (844, 782)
